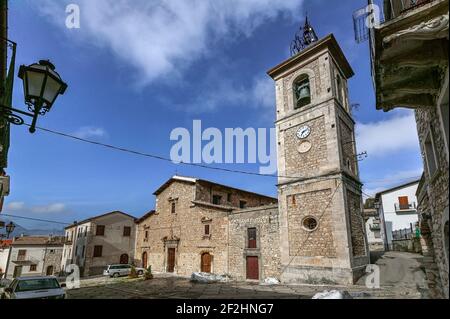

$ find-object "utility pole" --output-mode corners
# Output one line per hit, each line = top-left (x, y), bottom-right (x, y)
(0, 0), (8, 212)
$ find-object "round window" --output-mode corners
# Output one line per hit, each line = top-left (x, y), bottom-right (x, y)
(302, 216), (318, 231)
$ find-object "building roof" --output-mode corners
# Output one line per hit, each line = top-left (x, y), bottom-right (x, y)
(64, 211), (137, 230)
(153, 175), (277, 202)
(375, 179), (421, 199)
(11, 236), (64, 246)
(267, 34), (354, 80)
(135, 210), (156, 224)
(0, 239), (12, 248)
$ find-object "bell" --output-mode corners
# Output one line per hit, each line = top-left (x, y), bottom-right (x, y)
(296, 83), (311, 107)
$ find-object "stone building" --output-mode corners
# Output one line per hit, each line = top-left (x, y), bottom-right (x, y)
(134, 176), (277, 277)
(368, 0), (448, 298)
(4, 236), (64, 279)
(61, 211), (136, 277)
(267, 31), (369, 284)
(136, 25), (369, 285)
(228, 205), (281, 281)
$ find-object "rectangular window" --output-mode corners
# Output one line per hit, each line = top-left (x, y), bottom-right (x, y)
(204, 224), (210, 236)
(171, 202), (176, 214)
(96, 225), (105, 236)
(145, 230), (149, 240)
(212, 195), (222, 205)
(123, 226), (131, 237)
(17, 249), (26, 261)
(239, 201), (247, 209)
(248, 228), (257, 249)
(398, 196), (410, 210)
(29, 264), (37, 271)
(424, 132), (438, 177)
(93, 245), (103, 258)
(227, 193), (232, 202)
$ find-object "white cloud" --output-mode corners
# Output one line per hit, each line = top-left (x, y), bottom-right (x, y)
(73, 126), (108, 139)
(356, 112), (420, 157)
(31, 203), (67, 214)
(251, 77), (275, 110)
(362, 167), (423, 198)
(4, 201), (68, 215)
(35, 0), (303, 84)
(5, 202), (25, 211)
(175, 74), (275, 115)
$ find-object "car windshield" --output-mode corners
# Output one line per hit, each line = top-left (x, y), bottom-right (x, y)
(15, 278), (60, 292)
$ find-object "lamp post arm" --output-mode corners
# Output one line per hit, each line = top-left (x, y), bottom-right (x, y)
(0, 104), (34, 117)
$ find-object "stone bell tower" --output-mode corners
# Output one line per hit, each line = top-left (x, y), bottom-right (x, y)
(267, 20), (369, 285)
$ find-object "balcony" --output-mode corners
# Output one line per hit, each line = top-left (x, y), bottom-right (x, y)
(384, 0), (436, 21)
(370, 0), (448, 112)
(395, 202), (417, 212)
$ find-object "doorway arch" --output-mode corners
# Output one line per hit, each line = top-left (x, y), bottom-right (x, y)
(120, 254), (129, 264)
(201, 252), (212, 273)
(46, 265), (54, 276)
(142, 251), (148, 269)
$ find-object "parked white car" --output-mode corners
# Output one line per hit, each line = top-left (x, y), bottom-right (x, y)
(103, 264), (145, 278)
(1, 276), (66, 299)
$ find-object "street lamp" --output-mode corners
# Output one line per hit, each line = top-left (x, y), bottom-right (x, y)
(5, 221), (15, 238)
(1, 58), (67, 133)
(19, 60), (68, 133)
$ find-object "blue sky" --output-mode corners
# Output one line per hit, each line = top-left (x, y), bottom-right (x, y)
(2, 0), (423, 231)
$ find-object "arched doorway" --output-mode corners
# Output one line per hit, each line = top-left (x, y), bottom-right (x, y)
(201, 253), (212, 273)
(120, 254), (129, 264)
(142, 252), (148, 269)
(46, 265), (54, 276)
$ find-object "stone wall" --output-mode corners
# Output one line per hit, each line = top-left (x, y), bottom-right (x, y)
(228, 205), (281, 281)
(286, 189), (336, 258)
(346, 190), (366, 257)
(415, 104), (449, 298)
(284, 116), (328, 178)
(135, 179), (277, 277)
(195, 181), (276, 208)
(42, 247), (63, 276)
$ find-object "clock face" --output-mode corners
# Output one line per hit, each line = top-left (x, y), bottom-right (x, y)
(296, 126), (311, 139)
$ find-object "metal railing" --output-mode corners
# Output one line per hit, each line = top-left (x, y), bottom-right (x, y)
(384, 0), (435, 21)
(394, 202), (417, 211)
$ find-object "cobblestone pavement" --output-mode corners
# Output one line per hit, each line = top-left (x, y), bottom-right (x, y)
(65, 252), (430, 299)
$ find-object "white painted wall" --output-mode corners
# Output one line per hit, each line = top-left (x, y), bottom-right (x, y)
(5, 246), (46, 279)
(378, 182), (419, 248)
(381, 182), (419, 230)
(0, 247), (10, 277)
(365, 217), (383, 245)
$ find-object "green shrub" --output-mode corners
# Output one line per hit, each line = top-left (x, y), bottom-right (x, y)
(129, 265), (138, 279)
(144, 266), (153, 280)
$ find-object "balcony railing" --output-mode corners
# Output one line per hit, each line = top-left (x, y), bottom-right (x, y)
(395, 202), (417, 212)
(384, 0), (435, 21)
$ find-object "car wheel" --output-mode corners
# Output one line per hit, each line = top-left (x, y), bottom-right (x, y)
(113, 273), (120, 278)
(137, 270), (144, 276)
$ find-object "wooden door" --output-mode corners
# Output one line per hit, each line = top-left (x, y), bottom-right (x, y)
(46, 265), (54, 276)
(167, 248), (175, 273)
(13, 266), (22, 278)
(142, 252), (148, 269)
(398, 196), (409, 210)
(120, 254), (129, 264)
(246, 256), (259, 280)
(201, 253), (212, 273)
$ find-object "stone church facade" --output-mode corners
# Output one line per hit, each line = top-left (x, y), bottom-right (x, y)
(135, 31), (369, 284)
